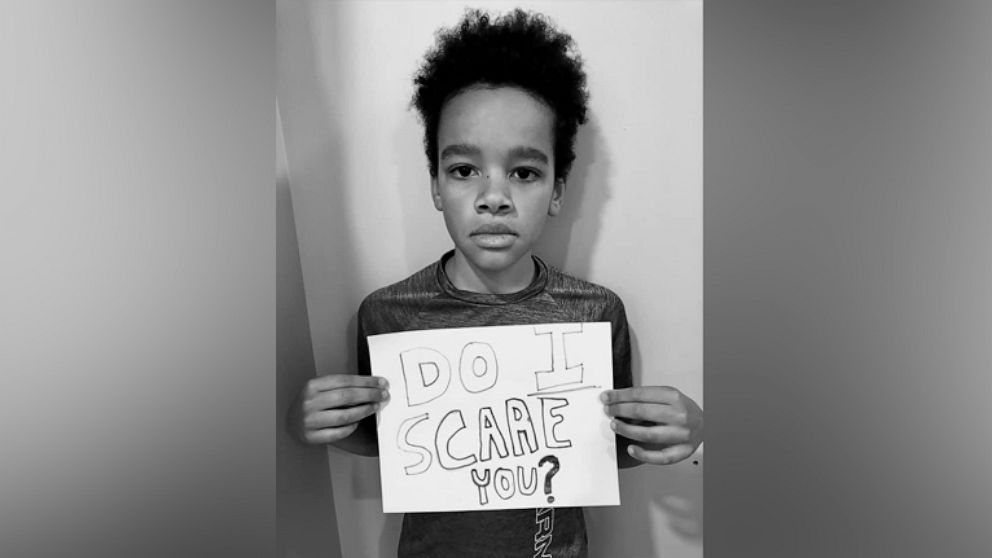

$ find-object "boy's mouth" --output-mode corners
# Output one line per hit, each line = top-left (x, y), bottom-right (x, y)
(470, 224), (517, 249)
(471, 224), (517, 236)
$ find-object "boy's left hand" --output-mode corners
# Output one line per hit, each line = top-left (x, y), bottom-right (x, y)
(601, 386), (703, 465)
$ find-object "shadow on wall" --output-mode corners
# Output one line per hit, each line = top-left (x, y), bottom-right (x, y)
(629, 328), (703, 544)
(534, 114), (610, 277)
(277, 0), (369, 556)
(655, 460), (704, 542)
(279, 2), (408, 556)
(276, 177), (342, 557)
(586, 327), (703, 557)
(538, 120), (704, 554)
(344, 313), (404, 556)
(587, 460), (704, 557)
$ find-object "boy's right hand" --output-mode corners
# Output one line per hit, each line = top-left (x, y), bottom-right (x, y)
(290, 374), (389, 445)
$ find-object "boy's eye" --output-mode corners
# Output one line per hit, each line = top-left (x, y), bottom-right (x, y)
(448, 165), (478, 179)
(511, 168), (542, 182)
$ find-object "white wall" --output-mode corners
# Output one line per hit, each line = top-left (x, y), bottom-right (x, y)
(277, 1), (702, 556)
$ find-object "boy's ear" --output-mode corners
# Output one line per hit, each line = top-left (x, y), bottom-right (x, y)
(431, 176), (443, 211)
(548, 177), (566, 216)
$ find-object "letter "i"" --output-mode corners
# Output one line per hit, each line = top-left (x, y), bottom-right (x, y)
(532, 324), (584, 391)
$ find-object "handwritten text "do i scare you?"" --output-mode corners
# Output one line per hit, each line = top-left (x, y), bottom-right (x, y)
(367, 322), (620, 513)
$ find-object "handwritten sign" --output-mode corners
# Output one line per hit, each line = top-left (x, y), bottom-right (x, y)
(368, 322), (620, 513)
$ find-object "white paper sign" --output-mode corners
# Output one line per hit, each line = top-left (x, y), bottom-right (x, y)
(367, 322), (620, 513)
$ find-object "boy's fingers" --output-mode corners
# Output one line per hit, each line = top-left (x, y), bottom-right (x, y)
(304, 423), (360, 445)
(600, 386), (680, 405)
(610, 420), (691, 444)
(307, 387), (389, 411)
(604, 402), (684, 424)
(304, 403), (380, 430)
(308, 374), (388, 394)
(626, 443), (696, 465)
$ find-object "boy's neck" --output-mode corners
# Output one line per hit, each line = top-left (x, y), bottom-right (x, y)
(445, 250), (536, 295)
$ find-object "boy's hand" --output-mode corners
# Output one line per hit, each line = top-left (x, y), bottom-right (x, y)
(289, 374), (389, 445)
(601, 386), (703, 465)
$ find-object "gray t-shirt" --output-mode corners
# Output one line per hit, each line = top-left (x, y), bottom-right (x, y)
(357, 251), (633, 558)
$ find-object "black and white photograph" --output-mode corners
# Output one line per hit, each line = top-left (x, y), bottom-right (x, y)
(278, 1), (702, 556)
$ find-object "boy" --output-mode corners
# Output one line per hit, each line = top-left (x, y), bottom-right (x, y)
(291, 8), (703, 556)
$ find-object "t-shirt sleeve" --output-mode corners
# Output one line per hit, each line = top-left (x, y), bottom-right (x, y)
(605, 294), (633, 390)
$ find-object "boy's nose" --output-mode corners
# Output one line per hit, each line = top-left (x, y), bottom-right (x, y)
(475, 174), (513, 215)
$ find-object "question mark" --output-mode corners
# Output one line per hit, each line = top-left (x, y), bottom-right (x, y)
(538, 455), (560, 503)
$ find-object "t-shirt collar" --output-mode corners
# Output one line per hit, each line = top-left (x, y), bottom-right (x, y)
(435, 249), (549, 305)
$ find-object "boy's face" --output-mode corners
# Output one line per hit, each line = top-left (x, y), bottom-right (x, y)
(431, 85), (564, 282)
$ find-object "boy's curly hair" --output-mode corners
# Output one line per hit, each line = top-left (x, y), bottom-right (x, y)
(412, 8), (589, 181)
